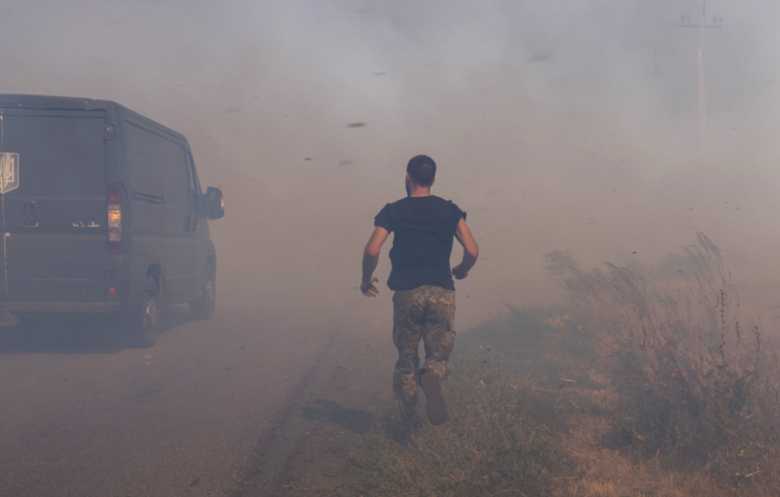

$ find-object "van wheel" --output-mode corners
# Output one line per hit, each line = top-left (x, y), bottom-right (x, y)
(190, 274), (216, 321)
(124, 277), (162, 347)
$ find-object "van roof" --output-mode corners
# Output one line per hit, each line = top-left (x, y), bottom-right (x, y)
(0, 94), (187, 143)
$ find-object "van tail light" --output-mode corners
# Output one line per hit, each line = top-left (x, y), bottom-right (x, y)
(107, 187), (123, 250)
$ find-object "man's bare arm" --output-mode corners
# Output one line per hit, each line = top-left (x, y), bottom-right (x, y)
(361, 227), (390, 296)
(453, 218), (479, 280)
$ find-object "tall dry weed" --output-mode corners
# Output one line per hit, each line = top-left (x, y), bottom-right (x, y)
(547, 234), (779, 489)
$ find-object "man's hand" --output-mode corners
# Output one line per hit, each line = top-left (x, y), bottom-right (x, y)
(452, 264), (469, 280)
(361, 277), (380, 297)
(361, 227), (389, 298)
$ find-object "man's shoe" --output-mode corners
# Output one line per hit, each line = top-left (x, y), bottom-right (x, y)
(420, 370), (448, 425)
(395, 407), (422, 445)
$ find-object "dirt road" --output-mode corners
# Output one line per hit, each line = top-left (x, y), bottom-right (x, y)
(0, 299), (357, 497)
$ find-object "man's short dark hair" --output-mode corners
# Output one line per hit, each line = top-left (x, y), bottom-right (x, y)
(407, 155), (437, 187)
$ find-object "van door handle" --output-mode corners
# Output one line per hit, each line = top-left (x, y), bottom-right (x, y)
(23, 201), (39, 228)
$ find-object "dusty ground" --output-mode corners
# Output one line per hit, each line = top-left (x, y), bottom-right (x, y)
(0, 296), (368, 497)
(4, 293), (774, 497)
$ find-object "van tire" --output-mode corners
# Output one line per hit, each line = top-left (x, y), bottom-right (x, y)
(190, 274), (216, 321)
(123, 276), (162, 347)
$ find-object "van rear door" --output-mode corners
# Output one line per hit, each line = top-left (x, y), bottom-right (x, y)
(0, 108), (112, 304)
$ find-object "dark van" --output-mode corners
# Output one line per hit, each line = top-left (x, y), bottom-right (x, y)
(0, 95), (224, 346)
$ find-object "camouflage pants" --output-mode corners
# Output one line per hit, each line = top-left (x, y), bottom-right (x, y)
(392, 285), (456, 418)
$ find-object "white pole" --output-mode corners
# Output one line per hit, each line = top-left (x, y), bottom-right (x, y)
(698, 21), (706, 156)
(679, 0), (721, 158)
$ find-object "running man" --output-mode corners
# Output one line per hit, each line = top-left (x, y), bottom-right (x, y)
(360, 154), (479, 428)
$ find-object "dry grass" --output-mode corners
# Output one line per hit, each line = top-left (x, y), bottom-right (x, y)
(547, 233), (780, 493)
(340, 356), (570, 497)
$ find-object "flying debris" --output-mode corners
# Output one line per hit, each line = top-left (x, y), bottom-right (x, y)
(529, 52), (553, 63)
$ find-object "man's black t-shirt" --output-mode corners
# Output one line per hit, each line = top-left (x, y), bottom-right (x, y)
(374, 195), (466, 292)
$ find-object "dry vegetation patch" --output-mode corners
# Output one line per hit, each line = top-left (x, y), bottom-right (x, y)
(547, 233), (780, 494)
(276, 235), (779, 496)
(345, 365), (568, 497)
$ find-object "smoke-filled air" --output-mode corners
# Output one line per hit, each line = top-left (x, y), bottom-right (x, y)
(1, 1), (780, 496)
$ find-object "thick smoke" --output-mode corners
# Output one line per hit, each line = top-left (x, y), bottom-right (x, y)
(1, 0), (779, 326)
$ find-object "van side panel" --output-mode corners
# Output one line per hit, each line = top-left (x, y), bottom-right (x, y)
(124, 121), (198, 303)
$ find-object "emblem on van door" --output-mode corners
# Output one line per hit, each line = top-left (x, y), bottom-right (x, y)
(0, 153), (20, 194)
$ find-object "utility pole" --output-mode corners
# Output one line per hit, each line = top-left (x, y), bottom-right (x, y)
(679, 0), (724, 155)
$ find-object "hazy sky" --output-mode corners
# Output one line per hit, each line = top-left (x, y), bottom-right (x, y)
(2, 0), (779, 324)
